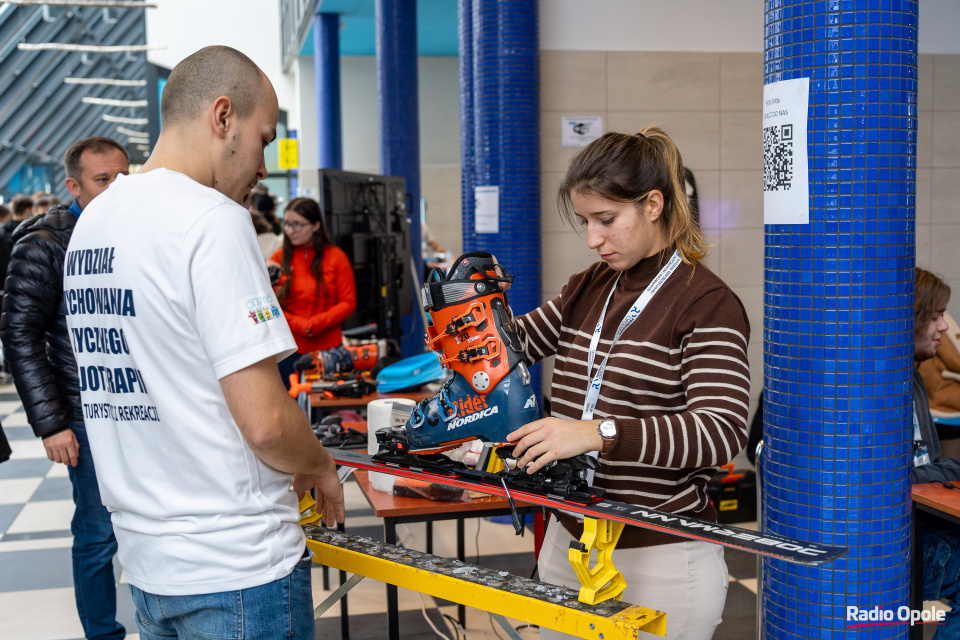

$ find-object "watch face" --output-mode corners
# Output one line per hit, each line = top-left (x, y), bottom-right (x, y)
(599, 419), (616, 438)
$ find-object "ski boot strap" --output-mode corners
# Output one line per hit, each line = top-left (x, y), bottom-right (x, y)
(420, 253), (514, 313)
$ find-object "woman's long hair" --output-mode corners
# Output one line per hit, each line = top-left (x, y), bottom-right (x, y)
(278, 197), (334, 305)
(915, 268), (951, 344)
(557, 127), (708, 266)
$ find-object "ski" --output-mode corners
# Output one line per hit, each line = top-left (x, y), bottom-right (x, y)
(329, 448), (847, 566)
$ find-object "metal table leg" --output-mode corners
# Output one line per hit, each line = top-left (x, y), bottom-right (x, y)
(457, 517), (466, 628)
(338, 521), (350, 640)
(911, 505), (924, 640)
(385, 517), (400, 640)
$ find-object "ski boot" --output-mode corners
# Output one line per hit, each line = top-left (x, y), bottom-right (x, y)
(377, 252), (538, 456)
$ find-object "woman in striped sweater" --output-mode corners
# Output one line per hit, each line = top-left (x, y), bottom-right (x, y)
(507, 128), (751, 640)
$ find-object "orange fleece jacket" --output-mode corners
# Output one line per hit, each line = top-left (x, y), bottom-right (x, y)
(271, 244), (357, 353)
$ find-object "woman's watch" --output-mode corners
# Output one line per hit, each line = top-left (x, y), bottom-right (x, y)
(597, 418), (617, 455)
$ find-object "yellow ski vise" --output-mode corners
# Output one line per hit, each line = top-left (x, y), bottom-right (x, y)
(568, 516), (627, 605)
(299, 492), (324, 526)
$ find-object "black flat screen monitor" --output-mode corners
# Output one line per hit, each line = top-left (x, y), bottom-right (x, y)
(318, 169), (413, 350)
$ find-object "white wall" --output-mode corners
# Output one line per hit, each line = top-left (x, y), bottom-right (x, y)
(540, 0), (762, 52)
(295, 55), (319, 199)
(144, 0), (297, 117)
(540, 0), (960, 54)
(335, 56), (461, 172)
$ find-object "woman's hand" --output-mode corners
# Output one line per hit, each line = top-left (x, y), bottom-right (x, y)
(490, 255), (510, 292)
(506, 418), (604, 474)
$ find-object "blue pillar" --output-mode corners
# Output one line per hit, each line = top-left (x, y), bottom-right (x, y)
(314, 13), (342, 169)
(465, 0), (540, 318)
(375, 0), (424, 357)
(458, 0), (474, 243)
(461, 0), (540, 397)
(762, 2), (918, 637)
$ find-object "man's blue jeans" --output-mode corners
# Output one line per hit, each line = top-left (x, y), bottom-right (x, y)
(924, 524), (960, 640)
(67, 421), (125, 640)
(128, 551), (314, 639)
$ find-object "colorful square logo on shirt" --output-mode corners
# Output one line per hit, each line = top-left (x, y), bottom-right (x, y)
(239, 293), (284, 329)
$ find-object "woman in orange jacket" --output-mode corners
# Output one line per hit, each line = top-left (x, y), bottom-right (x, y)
(269, 197), (356, 386)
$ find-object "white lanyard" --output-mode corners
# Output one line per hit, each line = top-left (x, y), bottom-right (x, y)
(581, 250), (682, 421)
(577, 250), (681, 489)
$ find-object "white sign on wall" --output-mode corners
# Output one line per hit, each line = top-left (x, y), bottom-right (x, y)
(561, 116), (603, 147)
(762, 77), (810, 225)
(475, 186), (500, 234)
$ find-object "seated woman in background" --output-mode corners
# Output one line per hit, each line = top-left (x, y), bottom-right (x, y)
(269, 197), (357, 387)
(251, 210), (282, 261)
(254, 193), (282, 235)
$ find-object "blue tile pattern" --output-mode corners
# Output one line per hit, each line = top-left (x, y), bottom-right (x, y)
(459, 0), (542, 396)
(762, 1), (917, 638)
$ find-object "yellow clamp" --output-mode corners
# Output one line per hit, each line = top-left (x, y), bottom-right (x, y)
(299, 492), (323, 526)
(568, 516), (627, 605)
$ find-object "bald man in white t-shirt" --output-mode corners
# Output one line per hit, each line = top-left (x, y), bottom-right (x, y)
(64, 46), (344, 639)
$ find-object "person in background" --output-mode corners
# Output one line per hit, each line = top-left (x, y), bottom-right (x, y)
(0, 204), (11, 302)
(0, 417), (10, 463)
(33, 195), (61, 216)
(911, 268), (960, 640)
(4, 194), (33, 235)
(908, 269), (958, 484)
(269, 197), (356, 388)
(0, 196), (33, 293)
(508, 128), (750, 640)
(251, 209), (282, 261)
(1, 136), (130, 640)
(255, 192), (282, 235)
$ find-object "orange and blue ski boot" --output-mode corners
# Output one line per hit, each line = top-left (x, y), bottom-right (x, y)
(397, 252), (538, 453)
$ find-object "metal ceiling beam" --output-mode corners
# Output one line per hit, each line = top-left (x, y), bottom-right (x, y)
(0, 8), (143, 140)
(4, 1), (157, 8)
(0, 4), (147, 194)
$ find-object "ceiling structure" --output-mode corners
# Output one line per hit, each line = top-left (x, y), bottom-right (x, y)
(0, 2), (148, 197)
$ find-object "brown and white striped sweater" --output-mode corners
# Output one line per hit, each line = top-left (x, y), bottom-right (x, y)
(515, 250), (751, 548)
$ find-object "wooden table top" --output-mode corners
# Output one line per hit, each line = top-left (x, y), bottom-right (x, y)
(913, 482), (960, 521)
(353, 469), (532, 519)
(310, 390), (434, 408)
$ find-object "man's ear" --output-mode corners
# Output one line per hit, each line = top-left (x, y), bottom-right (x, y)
(210, 96), (233, 138)
(65, 176), (81, 198)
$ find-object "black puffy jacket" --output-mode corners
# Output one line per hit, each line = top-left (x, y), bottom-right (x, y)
(0, 205), (83, 438)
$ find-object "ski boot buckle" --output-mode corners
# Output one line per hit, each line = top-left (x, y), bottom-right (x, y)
(445, 336), (500, 364)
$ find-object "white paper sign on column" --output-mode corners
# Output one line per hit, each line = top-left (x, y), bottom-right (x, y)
(475, 186), (499, 234)
(762, 77), (810, 225)
(561, 116), (603, 147)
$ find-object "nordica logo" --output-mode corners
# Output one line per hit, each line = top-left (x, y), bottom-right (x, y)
(524, 395), (536, 409)
(447, 397), (499, 430)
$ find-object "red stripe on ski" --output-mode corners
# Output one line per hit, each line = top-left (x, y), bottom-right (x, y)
(328, 449), (846, 566)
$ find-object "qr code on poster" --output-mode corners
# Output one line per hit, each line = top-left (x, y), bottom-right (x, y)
(763, 124), (794, 191)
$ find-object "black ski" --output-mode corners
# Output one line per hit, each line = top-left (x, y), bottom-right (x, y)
(329, 448), (846, 566)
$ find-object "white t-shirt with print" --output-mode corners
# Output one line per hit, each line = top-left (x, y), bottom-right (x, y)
(63, 169), (299, 595)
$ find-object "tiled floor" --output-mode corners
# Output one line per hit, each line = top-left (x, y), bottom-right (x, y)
(0, 382), (768, 639)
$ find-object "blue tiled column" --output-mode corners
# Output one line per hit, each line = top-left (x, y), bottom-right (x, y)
(314, 13), (342, 169)
(461, 2), (540, 309)
(762, 2), (917, 637)
(459, 0), (541, 396)
(458, 0), (474, 244)
(375, 0), (424, 356)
